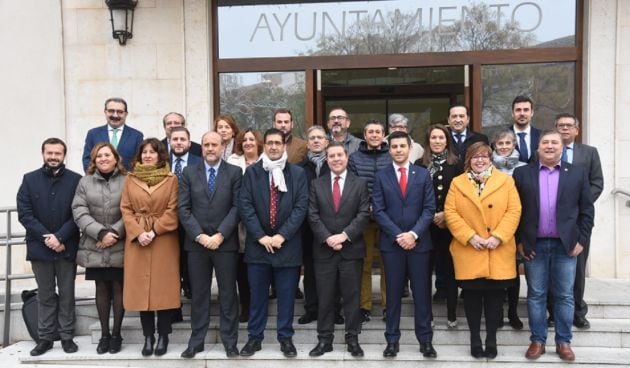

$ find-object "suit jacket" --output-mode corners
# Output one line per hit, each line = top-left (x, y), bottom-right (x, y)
(448, 128), (489, 162)
(178, 160), (242, 253)
(513, 160), (594, 256)
(83, 124), (143, 172)
(308, 172), (370, 260)
(170, 152), (202, 171)
(162, 137), (202, 157)
(572, 143), (604, 202)
(372, 164), (436, 253)
(286, 135), (308, 164)
(511, 125), (541, 163)
(238, 161), (309, 267)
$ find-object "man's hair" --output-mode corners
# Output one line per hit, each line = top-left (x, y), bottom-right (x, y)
(448, 104), (469, 117)
(388, 113), (408, 128)
(328, 107), (349, 118)
(104, 97), (128, 112)
(306, 125), (327, 137)
(170, 126), (190, 139)
(387, 131), (411, 146)
(554, 113), (580, 128)
(273, 108), (293, 122)
(538, 129), (563, 144)
(264, 128), (286, 143)
(512, 95), (535, 110)
(162, 112), (186, 127)
(363, 119), (385, 133)
(326, 140), (347, 155)
(41, 137), (67, 154)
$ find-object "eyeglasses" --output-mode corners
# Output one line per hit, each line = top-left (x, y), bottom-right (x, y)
(557, 123), (576, 129)
(328, 115), (348, 121)
(106, 109), (126, 115)
(389, 124), (407, 131)
(471, 155), (490, 161)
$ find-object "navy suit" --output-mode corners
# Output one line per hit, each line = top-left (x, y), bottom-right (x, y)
(82, 124), (143, 172)
(512, 126), (541, 163)
(448, 128), (489, 162)
(372, 164), (436, 344)
(162, 137), (202, 157)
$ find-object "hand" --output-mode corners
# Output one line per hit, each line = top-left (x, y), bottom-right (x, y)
(43, 234), (61, 249)
(270, 234), (285, 249)
(138, 231), (155, 246)
(485, 236), (501, 250)
(326, 233), (348, 249)
(396, 232), (416, 250)
(569, 242), (584, 257)
(54, 244), (66, 253)
(101, 232), (119, 247)
(206, 233), (225, 250)
(258, 236), (275, 253)
(517, 243), (536, 261)
(469, 234), (487, 250)
(432, 212), (446, 228)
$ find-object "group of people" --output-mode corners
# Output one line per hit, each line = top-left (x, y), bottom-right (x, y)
(16, 95), (601, 362)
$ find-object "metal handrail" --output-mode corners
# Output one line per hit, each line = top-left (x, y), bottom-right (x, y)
(612, 188), (630, 207)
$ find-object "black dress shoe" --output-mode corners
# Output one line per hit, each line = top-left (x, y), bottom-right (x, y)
(30, 339), (53, 356)
(171, 308), (184, 323)
(484, 345), (498, 359)
(574, 316), (590, 329)
(181, 344), (203, 358)
(154, 334), (169, 356)
(239, 310), (249, 323)
(471, 343), (484, 358)
(269, 287), (277, 299)
(61, 339), (78, 353)
(383, 342), (399, 358)
(295, 287), (304, 299)
(142, 335), (155, 356)
(347, 341), (364, 357)
(298, 312), (317, 324)
(183, 287), (192, 300)
(335, 313), (345, 325)
(309, 342), (333, 357)
(420, 342), (437, 358)
(109, 335), (123, 354)
(240, 339), (261, 356)
(225, 345), (240, 357)
(280, 339), (297, 357)
(509, 314), (524, 330)
(96, 336), (110, 354)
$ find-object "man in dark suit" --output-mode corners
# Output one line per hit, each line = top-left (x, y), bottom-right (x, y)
(177, 131), (242, 358)
(511, 95), (541, 163)
(82, 97), (143, 172)
(555, 113), (604, 329)
(307, 141), (370, 358)
(372, 131), (437, 359)
(513, 130), (594, 362)
(238, 128), (309, 358)
(160, 112), (202, 157)
(447, 105), (489, 162)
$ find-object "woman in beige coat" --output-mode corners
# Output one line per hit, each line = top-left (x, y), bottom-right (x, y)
(120, 138), (180, 357)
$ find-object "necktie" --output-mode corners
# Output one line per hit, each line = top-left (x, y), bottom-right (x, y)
(110, 128), (119, 148)
(207, 167), (216, 193)
(399, 167), (407, 198)
(454, 133), (463, 154)
(332, 175), (341, 213)
(517, 132), (529, 162)
(174, 158), (183, 181)
(561, 146), (568, 162)
(270, 177), (278, 228)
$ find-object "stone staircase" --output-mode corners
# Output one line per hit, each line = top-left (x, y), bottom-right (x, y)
(3, 276), (630, 367)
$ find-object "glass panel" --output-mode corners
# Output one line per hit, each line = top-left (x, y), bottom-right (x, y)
(322, 66), (464, 87)
(219, 71), (306, 138)
(481, 62), (575, 138)
(218, 1), (576, 58)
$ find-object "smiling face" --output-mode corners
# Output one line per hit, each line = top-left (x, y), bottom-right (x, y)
(95, 146), (117, 173)
(428, 128), (447, 154)
(363, 123), (385, 149)
(326, 145), (348, 175)
(537, 131), (563, 167)
(242, 131), (259, 156)
(447, 106), (469, 134)
(140, 144), (159, 165)
(216, 120), (235, 142)
(495, 137), (515, 157)
(469, 151), (491, 174)
(42, 143), (65, 169)
(104, 101), (127, 129)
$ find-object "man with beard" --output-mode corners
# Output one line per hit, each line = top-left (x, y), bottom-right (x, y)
(17, 138), (82, 356)
(161, 112), (202, 156)
(273, 108), (307, 164)
(511, 95), (541, 163)
(82, 98), (143, 172)
(327, 107), (362, 155)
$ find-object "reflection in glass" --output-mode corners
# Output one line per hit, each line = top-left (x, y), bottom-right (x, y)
(322, 67), (464, 87)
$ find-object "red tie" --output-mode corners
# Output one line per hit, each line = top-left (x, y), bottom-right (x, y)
(333, 175), (341, 213)
(399, 167), (407, 198)
(270, 177), (278, 228)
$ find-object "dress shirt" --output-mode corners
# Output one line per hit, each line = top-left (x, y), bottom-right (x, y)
(513, 124), (532, 159)
(171, 152), (190, 172)
(108, 124), (125, 141)
(330, 170), (347, 194)
(565, 142), (574, 164)
(204, 160), (221, 182)
(537, 163), (560, 238)
(451, 128), (468, 143)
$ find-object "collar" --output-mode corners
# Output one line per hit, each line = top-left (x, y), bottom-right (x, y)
(107, 124), (125, 131)
(331, 169), (347, 181)
(173, 152), (190, 162)
(393, 161), (410, 173)
(539, 161), (561, 171)
(204, 159), (221, 173)
(513, 124), (531, 134)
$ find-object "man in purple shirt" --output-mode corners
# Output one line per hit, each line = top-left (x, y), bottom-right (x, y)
(513, 130), (594, 362)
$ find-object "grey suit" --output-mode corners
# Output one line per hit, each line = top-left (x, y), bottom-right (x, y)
(177, 160), (242, 349)
(308, 172), (370, 343)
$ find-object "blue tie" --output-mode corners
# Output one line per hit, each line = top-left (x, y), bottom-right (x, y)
(561, 146), (568, 162)
(174, 158), (183, 181)
(517, 132), (529, 162)
(208, 167), (216, 193)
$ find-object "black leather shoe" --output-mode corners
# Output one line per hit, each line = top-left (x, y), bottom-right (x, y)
(109, 335), (123, 354)
(61, 339), (78, 353)
(96, 336), (110, 354)
(298, 312), (317, 324)
(30, 339), (53, 356)
(383, 342), (399, 358)
(225, 345), (240, 357)
(309, 342), (332, 357)
(347, 341), (364, 357)
(484, 345), (498, 359)
(141, 335), (155, 356)
(280, 339), (297, 357)
(509, 314), (524, 330)
(574, 316), (590, 329)
(181, 344), (203, 358)
(471, 343), (484, 358)
(420, 342), (437, 358)
(240, 339), (261, 356)
(154, 334), (169, 356)
(269, 287), (277, 299)
(335, 313), (345, 325)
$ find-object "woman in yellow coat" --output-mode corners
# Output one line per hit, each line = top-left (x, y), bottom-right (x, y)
(445, 142), (521, 359)
(120, 138), (180, 357)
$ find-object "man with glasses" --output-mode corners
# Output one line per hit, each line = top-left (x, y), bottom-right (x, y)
(82, 97), (143, 171)
(388, 114), (424, 163)
(160, 112), (202, 156)
(327, 108), (362, 155)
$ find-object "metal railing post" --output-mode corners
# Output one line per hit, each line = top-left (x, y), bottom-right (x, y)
(3, 209), (13, 347)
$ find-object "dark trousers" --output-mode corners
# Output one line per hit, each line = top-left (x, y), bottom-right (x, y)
(247, 263), (299, 342)
(140, 310), (172, 336)
(431, 226), (458, 320)
(463, 289), (504, 347)
(382, 250), (433, 344)
(187, 250), (239, 348)
(314, 255), (362, 343)
(31, 259), (77, 341)
(302, 232), (318, 314)
(573, 245), (589, 318)
(236, 253), (250, 315)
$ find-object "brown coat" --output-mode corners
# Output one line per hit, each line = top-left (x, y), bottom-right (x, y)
(286, 135), (307, 164)
(120, 173), (181, 311)
(444, 169), (522, 281)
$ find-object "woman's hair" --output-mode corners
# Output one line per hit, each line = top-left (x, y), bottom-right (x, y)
(233, 128), (263, 156)
(213, 114), (240, 140)
(134, 138), (169, 168)
(492, 128), (517, 146)
(420, 123), (459, 166)
(86, 142), (127, 175)
(464, 141), (493, 172)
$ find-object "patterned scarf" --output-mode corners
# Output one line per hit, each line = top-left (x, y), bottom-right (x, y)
(307, 150), (327, 177)
(132, 163), (171, 186)
(467, 166), (493, 196)
(428, 150), (448, 178)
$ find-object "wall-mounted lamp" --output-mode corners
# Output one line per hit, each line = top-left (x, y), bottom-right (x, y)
(106, 0), (138, 46)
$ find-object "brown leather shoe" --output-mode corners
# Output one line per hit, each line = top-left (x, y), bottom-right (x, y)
(525, 342), (545, 360)
(556, 343), (575, 361)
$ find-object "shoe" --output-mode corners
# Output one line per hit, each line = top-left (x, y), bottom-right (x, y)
(298, 312), (317, 324)
(484, 344), (497, 359)
(402, 284), (410, 297)
(181, 344), (203, 358)
(171, 308), (184, 323)
(239, 312), (249, 323)
(574, 316), (590, 329)
(154, 334), (169, 356)
(382, 309), (387, 322)
(360, 308), (371, 323)
(30, 339), (53, 356)
(347, 340), (364, 357)
(383, 342), (399, 358)
(141, 335), (155, 356)
(280, 339), (297, 357)
(335, 313), (345, 325)
(183, 287), (192, 300)
(420, 342), (437, 358)
(61, 339), (78, 353)
(309, 342), (332, 357)
(109, 335), (123, 354)
(269, 287), (277, 299)
(470, 343), (484, 358)
(525, 341), (545, 360)
(225, 345), (240, 357)
(96, 336), (110, 354)
(295, 287), (304, 299)
(240, 339), (261, 356)
(556, 343), (575, 361)
(509, 314), (523, 330)
(447, 319), (458, 329)
(433, 288), (447, 302)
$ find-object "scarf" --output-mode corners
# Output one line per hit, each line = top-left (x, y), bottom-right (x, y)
(428, 150), (448, 178)
(133, 163), (171, 186)
(307, 150), (327, 177)
(492, 150), (523, 174)
(467, 166), (493, 196)
(261, 151), (288, 192)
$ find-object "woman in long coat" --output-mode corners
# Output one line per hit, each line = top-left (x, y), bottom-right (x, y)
(120, 138), (180, 357)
